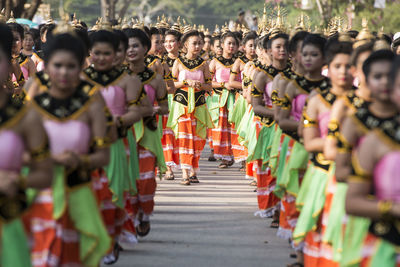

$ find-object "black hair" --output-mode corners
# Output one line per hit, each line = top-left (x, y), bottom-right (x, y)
(242, 31), (257, 46)
(149, 27), (161, 37)
(363, 49), (395, 80)
(73, 27), (90, 57)
(257, 35), (268, 49)
(181, 30), (200, 44)
(302, 33), (327, 56)
(288, 31), (309, 53)
(233, 31), (242, 43)
(124, 28), (151, 53)
(324, 36), (353, 65)
(0, 23), (14, 61)
(113, 29), (128, 51)
(7, 23), (24, 40)
(143, 26), (150, 36)
(165, 29), (182, 42)
(348, 30), (359, 39)
(266, 33), (289, 49)
(221, 31), (239, 46)
(40, 23), (56, 39)
(89, 30), (119, 51)
(350, 42), (374, 66)
(389, 55), (400, 87)
(43, 33), (85, 66)
(198, 31), (205, 41)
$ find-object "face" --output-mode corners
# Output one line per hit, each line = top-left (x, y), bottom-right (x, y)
(256, 45), (263, 59)
(203, 37), (211, 52)
(46, 50), (81, 91)
(90, 42), (115, 71)
(367, 60), (392, 102)
(185, 35), (202, 56)
(290, 41), (303, 67)
(328, 53), (353, 88)
(164, 34), (179, 53)
(126, 37), (147, 63)
(213, 40), (223, 56)
(222, 36), (237, 55)
(391, 69), (400, 110)
(114, 42), (126, 67)
(23, 34), (34, 51)
(352, 50), (371, 86)
(396, 46), (400, 56)
(12, 31), (22, 55)
(150, 34), (163, 54)
(301, 44), (324, 73)
(271, 38), (287, 61)
(0, 50), (10, 84)
(244, 39), (255, 57)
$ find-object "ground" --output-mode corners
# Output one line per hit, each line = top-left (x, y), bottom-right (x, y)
(111, 148), (293, 267)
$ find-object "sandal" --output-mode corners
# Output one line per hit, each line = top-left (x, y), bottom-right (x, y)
(189, 175), (199, 183)
(208, 156), (217, 161)
(136, 221), (151, 237)
(227, 160), (234, 166)
(249, 180), (257, 186)
(218, 162), (229, 169)
(164, 172), (175, 180)
(180, 178), (190, 185)
(270, 219), (279, 228)
(287, 263), (304, 267)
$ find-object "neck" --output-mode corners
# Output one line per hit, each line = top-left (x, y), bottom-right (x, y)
(222, 51), (232, 59)
(272, 59), (286, 70)
(185, 52), (197, 60)
(246, 53), (255, 60)
(49, 84), (78, 100)
(330, 84), (348, 96)
(168, 51), (179, 59)
(306, 69), (324, 80)
(293, 63), (305, 76)
(370, 100), (397, 118)
(355, 83), (371, 101)
(129, 60), (145, 74)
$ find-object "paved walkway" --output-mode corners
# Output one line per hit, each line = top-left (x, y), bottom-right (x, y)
(112, 149), (293, 267)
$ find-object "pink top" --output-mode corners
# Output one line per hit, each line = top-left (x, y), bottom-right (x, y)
(290, 94), (307, 122)
(101, 85), (126, 116)
(318, 111), (331, 138)
(374, 152), (400, 202)
(144, 84), (156, 105)
(44, 120), (91, 156)
(214, 67), (230, 83)
(179, 69), (205, 84)
(11, 65), (29, 83)
(0, 131), (24, 172)
(263, 82), (273, 108)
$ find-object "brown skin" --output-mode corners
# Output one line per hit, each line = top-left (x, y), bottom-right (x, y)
(12, 31), (36, 78)
(147, 34), (164, 75)
(228, 38), (256, 90)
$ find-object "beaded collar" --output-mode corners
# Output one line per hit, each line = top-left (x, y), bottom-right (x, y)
(83, 66), (125, 88)
(0, 94), (27, 130)
(294, 76), (330, 95)
(177, 56), (205, 70)
(145, 54), (160, 67)
(215, 56), (236, 67)
(353, 102), (397, 134)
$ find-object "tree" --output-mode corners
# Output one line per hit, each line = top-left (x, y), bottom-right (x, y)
(1, 0), (42, 19)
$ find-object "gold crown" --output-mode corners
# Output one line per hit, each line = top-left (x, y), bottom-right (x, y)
(71, 13), (85, 29)
(221, 24), (230, 35)
(212, 24), (221, 38)
(156, 15), (170, 29)
(204, 27), (210, 36)
(269, 4), (287, 38)
(0, 9), (6, 23)
(132, 19), (145, 31)
(6, 11), (16, 24)
(170, 22), (181, 33)
(294, 13), (309, 33)
(353, 18), (374, 49)
(97, 17), (113, 31)
(257, 3), (271, 37)
(53, 14), (76, 36)
(374, 27), (390, 51)
(338, 32), (352, 42)
(242, 26), (251, 38)
(182, 24), (193, 35)
(121, 18), (130, 30)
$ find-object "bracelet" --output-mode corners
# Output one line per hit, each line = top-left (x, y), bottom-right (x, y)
(183, 80), (189, 86)
(79, 155), (91, 170)
(221, 82), (225, 88)
(117, 116), (124, 127)
(378, 200), (393, 219)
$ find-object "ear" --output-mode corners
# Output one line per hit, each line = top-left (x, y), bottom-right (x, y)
(350, 65), (357, 78)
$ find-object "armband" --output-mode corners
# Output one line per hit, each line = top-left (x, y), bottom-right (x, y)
(280, 94), (292, 110)
(303, 112), (317, 127)
(327, 119), (340, 138)
(30, 140), (50, 161)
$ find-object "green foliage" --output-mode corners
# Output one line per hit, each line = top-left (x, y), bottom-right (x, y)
(64, 0), (100, 25)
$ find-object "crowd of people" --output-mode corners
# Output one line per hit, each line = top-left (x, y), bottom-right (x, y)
(0, 5), (400, 267)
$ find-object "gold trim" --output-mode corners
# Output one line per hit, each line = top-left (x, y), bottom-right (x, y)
(0, 104), (28, 130)
(177, 57), (206, 71)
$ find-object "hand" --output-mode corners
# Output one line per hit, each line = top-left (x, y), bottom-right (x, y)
(0, 170), (19, 197)
(392, 203), (400, 218)
(225, 83), (233, 90)
(53, 151), (80, 169)
(152, 106), (161, 116)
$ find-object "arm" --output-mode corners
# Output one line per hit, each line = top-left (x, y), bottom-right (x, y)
(200, 62), (212, 92)
(228, 59), (243, 90)
(278, 82), (299, 132)
(27, 59), (36, 78)
(163, 62), (176, 94)
(303, 95), (325, 152)
(155, 74), (169, 115)
(251, 72), (274, 118)
(21, 108), (53, 189)
(120, 75), (149, 125)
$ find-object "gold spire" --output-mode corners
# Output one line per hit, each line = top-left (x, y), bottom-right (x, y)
(182, 24), (193, 35)
(353, 18), (374, 49)
(212, 24), (221, 37)
(0, 9), (6, 23)
(374, 27), (390, 51)
(6, 11), (16, 24)
(121, 18), (130, 30)
(156, 14), (169, 29)
(53, 14), (75, 36)
(132, 19), (145, 31)
(221, 23), (229, 35)
(269, 4), (286, 38)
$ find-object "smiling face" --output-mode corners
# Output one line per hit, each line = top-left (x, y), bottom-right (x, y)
(185, 35), (202, 56)
(149, 34), (163, 55)
(244, 39), (255, 57)
(164, 34), (179, 54)
(126, 37), (147, 63)
(328, 53), (353, 89)
(46, 50), (81, 91)
(222, 36), (237, 55)
(301, 44), (324, 73)
(270, 37), (287, 61)
(23, 33), (34, 51)
(12, 31), (22, 55)
(90, 42), (115, 71)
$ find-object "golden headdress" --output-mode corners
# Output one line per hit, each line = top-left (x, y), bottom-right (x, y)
(204, 27), (210, 36)
(374, 27), (391, 51)
(0, 9), (6, 23)
(97, 17), (113, 31)
(269, 4), (287, 38)
(212, 24), (221, 38)
(52, 14), (76, 36)
(221, 24), (230, 36)
(6, 11), (16, 24)
(156, 15), (169, 30)
(293, 13), (309, 33)
(353, 18), (374, 49)
(258, 3), (270, 37)
(132, 19), (145, 31)
(242, 25), (251, 38)
(121, 18), (130, 30)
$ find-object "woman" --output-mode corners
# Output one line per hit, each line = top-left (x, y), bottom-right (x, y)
(21, 29), (43, 69)
(167, 28), (214, 185)
(125, 27), (168, 236)
(209, 31), (238, 168)
(145, 27), (164, 75)
(0, 23), (52, 267)
(161, 26), (182, 180)
(346, 54), (400, 267)
(292, 36), (354, 266)
(82, 29), (152, 252)
(25, 31), (111, 267)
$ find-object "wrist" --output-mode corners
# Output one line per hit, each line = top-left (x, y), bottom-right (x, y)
(79, 154), (91, 170)
(378, 200), (394, 219)
(183, 80), (189, 86)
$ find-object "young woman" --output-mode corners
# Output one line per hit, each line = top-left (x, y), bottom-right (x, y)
(21, 29), (43, 69)
(167, 29), (214, 185)
(292, 36), (354, 266)
(346, 53), (400, 267)
(161, 27), (182, 180)
(82, 29), (152, 253)
(0, 23), (52, 267)
(113, 29), (129, 70)
(125, 28), (168, 236)
(25, 31), (111, 267)
(8, 23), (36, 80)
(145, 27), (164, 75)
(209, 31), (238, 168)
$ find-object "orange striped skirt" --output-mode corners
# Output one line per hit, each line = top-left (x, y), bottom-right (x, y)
(161, 114), (179, 167)
(255, 160), (279, 217)
(211, 106), (233, 161)
(230, 124), (247, 163)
